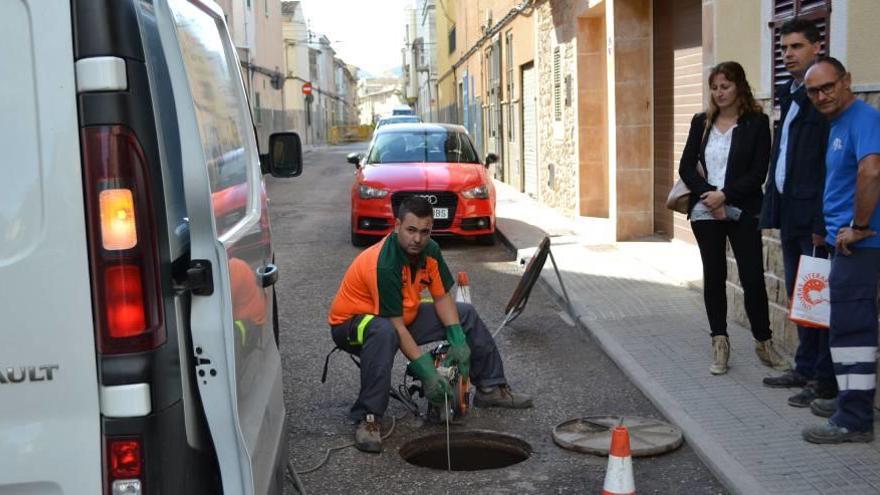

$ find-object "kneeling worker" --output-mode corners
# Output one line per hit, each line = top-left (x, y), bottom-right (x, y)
(328, 196), (533, 453)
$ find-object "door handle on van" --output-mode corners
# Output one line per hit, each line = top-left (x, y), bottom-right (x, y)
(257, 264), (279, 288)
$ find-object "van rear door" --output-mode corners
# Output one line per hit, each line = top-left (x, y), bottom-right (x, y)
(153, 1), (286, 493)
(0, 1), (102, 493)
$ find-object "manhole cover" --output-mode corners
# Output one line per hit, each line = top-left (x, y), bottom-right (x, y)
(552, 415), (683, 457)
(400, 430), (531, 471)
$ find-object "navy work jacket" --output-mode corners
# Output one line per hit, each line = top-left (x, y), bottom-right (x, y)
(759, 84), (829, 239)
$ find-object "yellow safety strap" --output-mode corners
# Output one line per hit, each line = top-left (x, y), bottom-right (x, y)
(235, 320), (247, 346)
(353, 314), (374, 346)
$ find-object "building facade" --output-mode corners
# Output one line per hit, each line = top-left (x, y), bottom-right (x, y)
(216, 0), (284, 150)
(423, 0), (880, 356)
(281, 1), (312, 142)
(358, 77), (406, 125)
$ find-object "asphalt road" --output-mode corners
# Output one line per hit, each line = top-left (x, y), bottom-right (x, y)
(267, 142), (727, 494)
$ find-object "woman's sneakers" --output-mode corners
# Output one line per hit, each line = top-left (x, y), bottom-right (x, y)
(710, 335), (730, 375)
(754, 339), (791, 371)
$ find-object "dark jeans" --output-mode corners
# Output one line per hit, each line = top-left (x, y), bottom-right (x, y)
(691, 217), (772, 341)
(330, 302), (507, 422)
(828, 247), (880, 432)
(780, 235), (835, 389)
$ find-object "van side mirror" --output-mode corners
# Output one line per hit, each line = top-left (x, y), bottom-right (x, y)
(262, 132), (303, 178)
(347, 152), (364, 167)
(485, 153), (499, 168)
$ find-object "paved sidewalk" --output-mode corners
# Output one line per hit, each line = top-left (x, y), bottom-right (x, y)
(493, 180), (880, 495)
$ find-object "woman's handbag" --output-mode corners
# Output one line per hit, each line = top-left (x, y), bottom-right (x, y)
(665, 161), (706, 214)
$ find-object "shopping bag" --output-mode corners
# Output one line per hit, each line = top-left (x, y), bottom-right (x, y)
(789, 254), (831, 329)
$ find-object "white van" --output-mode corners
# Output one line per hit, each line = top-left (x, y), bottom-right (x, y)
(0, 1), (298, 493)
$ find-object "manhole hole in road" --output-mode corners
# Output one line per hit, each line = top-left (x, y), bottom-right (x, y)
(553, 415), (683, 457)
(400, 430), (531, 471)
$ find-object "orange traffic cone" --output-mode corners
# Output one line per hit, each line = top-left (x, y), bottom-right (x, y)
(602, 425), (635, 495)
(455, 271), (471, 304)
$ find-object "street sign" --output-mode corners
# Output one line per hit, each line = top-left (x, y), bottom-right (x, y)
(302, 82), (312, 95)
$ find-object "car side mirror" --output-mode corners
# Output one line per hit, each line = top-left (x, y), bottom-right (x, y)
(347, 152), (364, 167)
(261, 132), (303, 178)
(485, 153), (499, 167)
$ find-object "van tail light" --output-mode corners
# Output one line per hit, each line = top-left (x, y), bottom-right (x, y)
(105, 436), (144, 494)
(81, 125), (164, 354)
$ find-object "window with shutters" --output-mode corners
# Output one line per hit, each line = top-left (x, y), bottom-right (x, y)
(769, 0), (831, 104)
(553, 47), (561, 122)
(486, 47), (496, 138)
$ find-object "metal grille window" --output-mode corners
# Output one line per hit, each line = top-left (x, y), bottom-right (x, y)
(770, 0), (831, 104)
(507, 31), (515, 141)
(553, 47), (561, 122)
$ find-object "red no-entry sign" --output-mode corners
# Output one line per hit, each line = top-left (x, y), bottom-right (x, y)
(302, 82), (313, 95)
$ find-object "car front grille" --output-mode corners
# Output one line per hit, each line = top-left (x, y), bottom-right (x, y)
(391, 191), (458, 229)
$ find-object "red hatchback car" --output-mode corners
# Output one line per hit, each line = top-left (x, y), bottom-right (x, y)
(348, 123), (498, 246)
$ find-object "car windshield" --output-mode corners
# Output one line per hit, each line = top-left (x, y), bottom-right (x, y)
(376, 116), (421, 127)
(367, 130), (480, 164)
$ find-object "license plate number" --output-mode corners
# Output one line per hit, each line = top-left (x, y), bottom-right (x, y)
(433, 208), (448, 219)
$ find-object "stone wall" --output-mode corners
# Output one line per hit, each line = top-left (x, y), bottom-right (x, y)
(534, 0), (579, 215)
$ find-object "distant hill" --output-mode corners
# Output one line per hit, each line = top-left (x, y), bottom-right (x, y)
(379, 66), (403, 78)
(357, 66), (402, 81)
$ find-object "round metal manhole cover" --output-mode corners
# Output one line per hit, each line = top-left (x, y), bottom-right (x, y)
(400, 430), (531, 471)
(552, 415), (683, 457)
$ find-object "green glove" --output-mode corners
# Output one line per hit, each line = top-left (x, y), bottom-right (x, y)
(407, 354), (452, 406)
(444, 323), (471, 379)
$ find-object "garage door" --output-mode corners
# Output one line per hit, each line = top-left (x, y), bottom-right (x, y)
(522, 63), (537, 197)
(653, 0), (702, 243)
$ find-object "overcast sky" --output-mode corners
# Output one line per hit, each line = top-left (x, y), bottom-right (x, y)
(298, 0), (411, 76)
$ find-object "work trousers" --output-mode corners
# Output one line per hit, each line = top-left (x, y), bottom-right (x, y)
(330, 302), (507, 422)
(781, 235), (835, 390)
(828, 247), (880, 432)
(691, 217), (772, 341)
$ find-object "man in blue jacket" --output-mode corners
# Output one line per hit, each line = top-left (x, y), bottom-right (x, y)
(802, 57), (880, 444)
(760, 19), (836, 408)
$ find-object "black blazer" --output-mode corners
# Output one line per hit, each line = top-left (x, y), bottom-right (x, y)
(759, 84), (828, 239)
(678, 111), (771, 217)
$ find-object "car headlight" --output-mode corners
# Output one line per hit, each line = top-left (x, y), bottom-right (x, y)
(461, 185), (489, 199)
(358, 184), (389, 199)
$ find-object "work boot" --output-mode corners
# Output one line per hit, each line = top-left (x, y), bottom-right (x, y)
(762, 370), (807, 388)
(474, 385), (533, 409)
(709, 335), (730, 375)
(754, 339), (790, 371)
(788, 386), (818, 408)
(802, 421), (874, 444)
(354, 414), (381, 453)
(810, 397), (837, 418)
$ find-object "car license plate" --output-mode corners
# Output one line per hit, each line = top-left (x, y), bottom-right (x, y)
(433, 208), (448, 219)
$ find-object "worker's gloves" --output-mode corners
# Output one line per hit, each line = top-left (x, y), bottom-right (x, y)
(443, 323), (471, 379)
(408, 354), (453, 406)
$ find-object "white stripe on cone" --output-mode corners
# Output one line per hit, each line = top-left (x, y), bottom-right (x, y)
(602, 454), (635, 495)
(456, 272), (471, 304)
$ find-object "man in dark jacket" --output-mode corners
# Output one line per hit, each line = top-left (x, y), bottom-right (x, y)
(760, 18), (836, 407)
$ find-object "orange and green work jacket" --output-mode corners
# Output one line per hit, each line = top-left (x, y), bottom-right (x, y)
(328, 233), (455, 327)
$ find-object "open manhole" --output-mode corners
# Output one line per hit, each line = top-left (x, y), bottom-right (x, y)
(552, 415), (683, 457)
(400, 430), (531, 471)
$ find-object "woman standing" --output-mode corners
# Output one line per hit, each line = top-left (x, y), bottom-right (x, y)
(679, 61), (788, 375)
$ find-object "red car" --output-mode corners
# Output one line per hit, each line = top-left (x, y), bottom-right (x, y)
(348, 123), (498, 246)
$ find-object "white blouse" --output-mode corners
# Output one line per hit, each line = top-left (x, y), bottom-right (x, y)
(703, 124), (736, 188)
(691, 124), (737, 220)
